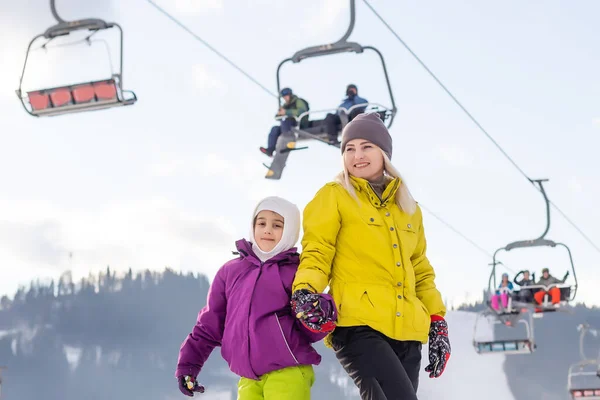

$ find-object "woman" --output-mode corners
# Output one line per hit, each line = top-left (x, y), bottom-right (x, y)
(290, 112), (451, 400)
(490, 273), (514, 311)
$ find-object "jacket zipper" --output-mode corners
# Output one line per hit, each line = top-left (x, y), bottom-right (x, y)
(274, 313), (299, 365)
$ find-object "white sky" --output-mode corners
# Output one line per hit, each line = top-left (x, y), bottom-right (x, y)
(1, 0), (599, 307)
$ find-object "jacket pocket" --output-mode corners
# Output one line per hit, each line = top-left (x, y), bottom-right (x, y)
(274, 313), (299, 365)
(341, 283), (393, 323)
(399, 224), (418, 255)
(362, 213), (383, 227)
(410, 297), (430, 334)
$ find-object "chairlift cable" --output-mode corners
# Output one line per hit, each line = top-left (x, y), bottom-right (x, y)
(145, 0), (278, 99)
(420, 203), (516, 274)
(362, 0), (600, 254)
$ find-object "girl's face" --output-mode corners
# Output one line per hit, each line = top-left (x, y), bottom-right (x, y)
(253, 210), (284, 252)
(343, 139), (384, 181)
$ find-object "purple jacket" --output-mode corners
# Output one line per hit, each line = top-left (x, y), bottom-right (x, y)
(175, 239), (333, 380)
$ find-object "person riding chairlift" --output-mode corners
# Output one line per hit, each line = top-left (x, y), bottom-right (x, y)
(259, 88), (309, 157)
(513, 270), (535, 303)
(491, 273), (514, 312)
(533, 267), (569, 312)
(322, 84), (368, 145)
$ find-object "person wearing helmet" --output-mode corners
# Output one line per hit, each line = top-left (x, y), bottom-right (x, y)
(259, 88), (310, 157)
(321, 84), (368, 145)
(490, 273), (514, 312)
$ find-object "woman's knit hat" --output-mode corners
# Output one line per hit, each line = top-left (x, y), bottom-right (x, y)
(340, 112), (393, 160)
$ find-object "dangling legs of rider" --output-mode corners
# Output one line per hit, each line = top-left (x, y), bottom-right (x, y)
(533, 287), (561, 312)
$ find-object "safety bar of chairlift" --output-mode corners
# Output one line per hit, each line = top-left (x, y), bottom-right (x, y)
(275, 103), (393, 126)
(487, 283), (575, 310)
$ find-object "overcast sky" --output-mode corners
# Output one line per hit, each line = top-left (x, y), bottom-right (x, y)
(1, 0), (599, 307)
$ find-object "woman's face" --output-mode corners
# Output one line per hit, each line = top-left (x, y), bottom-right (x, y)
(343, 139), (384, 181)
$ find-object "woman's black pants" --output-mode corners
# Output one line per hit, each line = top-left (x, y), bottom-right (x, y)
(331, 326), (422, 400)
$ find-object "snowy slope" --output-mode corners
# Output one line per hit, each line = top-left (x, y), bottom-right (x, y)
(417, 310), (515, 399)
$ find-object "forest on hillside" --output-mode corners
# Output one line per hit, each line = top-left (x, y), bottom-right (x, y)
(2, 267), (599, 400)
(0, 268), (358, 400)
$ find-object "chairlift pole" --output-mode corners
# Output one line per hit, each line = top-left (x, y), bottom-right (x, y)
(529, 178), (551, 240)
(336, 0), (356, 44)
(489, 257), (503, 291)
(50, 0), (66, 24)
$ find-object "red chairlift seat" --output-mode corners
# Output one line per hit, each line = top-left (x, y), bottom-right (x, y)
(25, 77), (135, 117)
(570, 388), (600, 398)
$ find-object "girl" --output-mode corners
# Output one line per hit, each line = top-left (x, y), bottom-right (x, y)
(290, 113), (451, 400)
(175, 196), (336, 399)
(491, 273), (514, 311)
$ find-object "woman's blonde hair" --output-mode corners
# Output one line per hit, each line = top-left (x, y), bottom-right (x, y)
(335, 148), (417, 215)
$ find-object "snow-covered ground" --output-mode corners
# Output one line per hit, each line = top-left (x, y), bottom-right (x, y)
(418, 310), (515, 399)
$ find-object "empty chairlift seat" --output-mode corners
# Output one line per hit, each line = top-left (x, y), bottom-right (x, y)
(570, 388), (600, 398)
(93, 80), (118, 101)
(25, 78), (134, 117)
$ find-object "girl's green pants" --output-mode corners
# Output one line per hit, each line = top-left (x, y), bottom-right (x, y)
(237, 365), (315, 399)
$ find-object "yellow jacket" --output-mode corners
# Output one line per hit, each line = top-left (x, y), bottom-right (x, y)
(292, 176), (446, 344)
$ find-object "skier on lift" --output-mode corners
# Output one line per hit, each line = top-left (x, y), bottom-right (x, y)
(533, 267), (569, 312)
(514, 270), (535, 303)
(322, 84), (368, 145)
(259, 88), (309, 157)
(490, 273), (514, 312)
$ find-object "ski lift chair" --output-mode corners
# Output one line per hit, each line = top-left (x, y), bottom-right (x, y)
(489, 179), (578, 317)
(264, 0), (396, 180)
(473, 309), (536, 355)
(568, 361), (600, 399)
(16, 0), (137, 117)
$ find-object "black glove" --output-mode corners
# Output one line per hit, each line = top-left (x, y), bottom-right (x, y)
(177, 375), (205, 397)
(424, 316), (451, 378)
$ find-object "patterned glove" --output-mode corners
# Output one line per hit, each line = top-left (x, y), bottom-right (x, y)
(291, 289), (336, 333)
(177, 375), (205, 397)
(424, 315), (451, 378)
